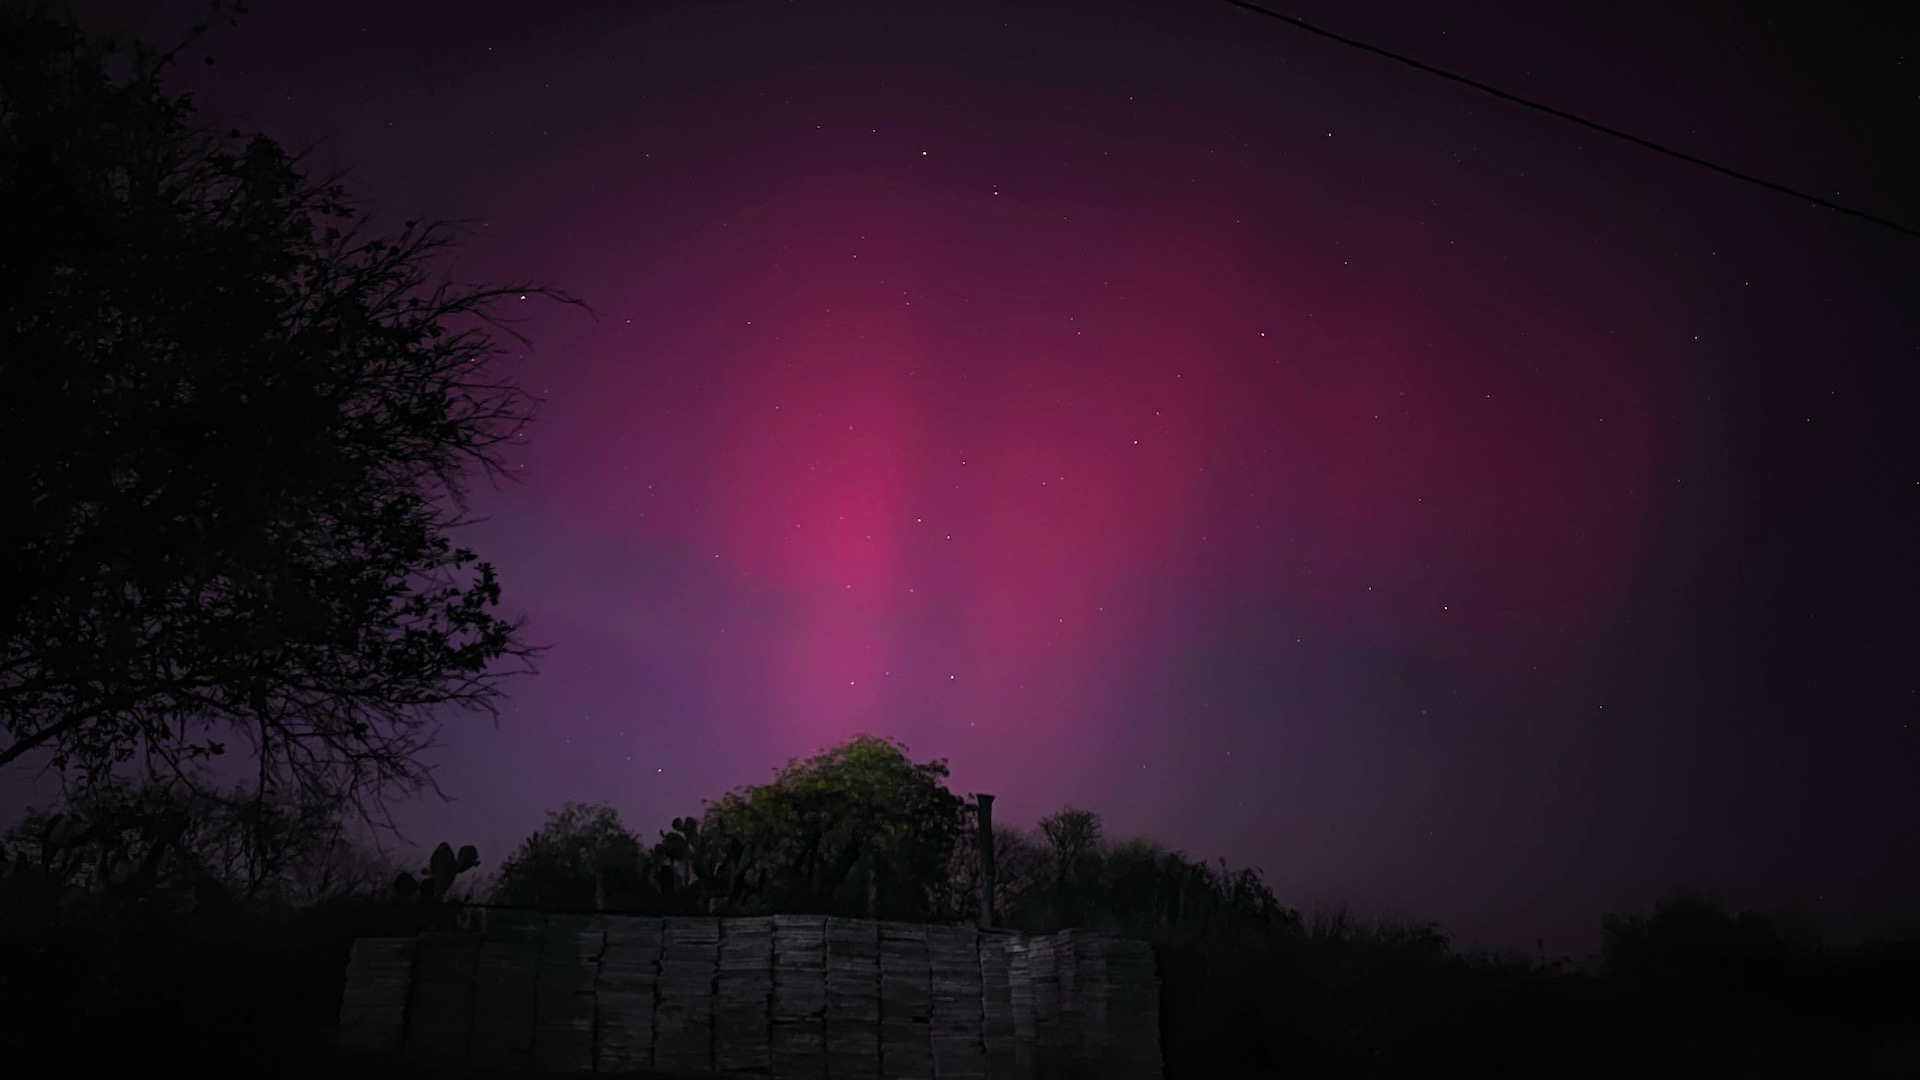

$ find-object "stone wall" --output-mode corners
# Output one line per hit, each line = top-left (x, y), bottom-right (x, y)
(337, 911), (1160, 1079)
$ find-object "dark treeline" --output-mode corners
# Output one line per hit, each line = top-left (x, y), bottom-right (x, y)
(2, 7), (1917, 1078)
(6, 735), (1920, 1077)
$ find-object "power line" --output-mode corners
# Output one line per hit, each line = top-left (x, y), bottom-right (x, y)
(1215, 0), (1920, 241)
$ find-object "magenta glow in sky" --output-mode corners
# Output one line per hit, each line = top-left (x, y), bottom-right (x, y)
(563, 178), (1674, 708)
(59, 0), (1920, 955)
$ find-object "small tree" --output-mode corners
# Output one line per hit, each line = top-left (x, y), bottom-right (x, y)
(0, 8), (575, 816)
(701, 734), (967, 919)
(1037, 807), (1104, 886)
(494, 802), (649, 912)
(1029, 806), (1104, 925)
(0, 777), (389, 909)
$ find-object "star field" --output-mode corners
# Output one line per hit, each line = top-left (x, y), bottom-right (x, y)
(54, 0), (1920, 956)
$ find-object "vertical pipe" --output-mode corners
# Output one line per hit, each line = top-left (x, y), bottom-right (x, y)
(976, 794), (997, 929)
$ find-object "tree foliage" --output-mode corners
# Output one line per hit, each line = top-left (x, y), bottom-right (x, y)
(0, 7), (570, 812)
(0, 776), (396, 911)
(483, 737), (972, 919)
(477, 736), (1292, 935)
(985, 808), (1295, 940)
(698, 734), (967, 919)
(1599, 888), (1801, 993)
(493, 802), (647, 912)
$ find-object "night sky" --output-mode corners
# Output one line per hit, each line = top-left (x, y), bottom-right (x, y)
(48, 0), (1920, 957)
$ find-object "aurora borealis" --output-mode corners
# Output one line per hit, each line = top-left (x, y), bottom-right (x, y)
(51, 0), (1920, 955)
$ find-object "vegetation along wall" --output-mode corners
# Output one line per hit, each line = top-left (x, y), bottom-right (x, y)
(336, 910), (1161, 1079)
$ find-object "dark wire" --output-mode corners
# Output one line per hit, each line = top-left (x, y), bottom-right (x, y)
(1215, 0), (1920, 241)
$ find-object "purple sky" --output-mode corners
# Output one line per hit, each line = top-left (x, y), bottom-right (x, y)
(34, 0), (1920, 956)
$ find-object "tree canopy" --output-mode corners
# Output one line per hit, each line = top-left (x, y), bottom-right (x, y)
(475, 733), (1292, 939)
(697, 733), (968, 919)
(483, 736), (972, 919)
(0, 776), (395, 911)
(493, 802), (648, 912)
(0, 8), (567, 813)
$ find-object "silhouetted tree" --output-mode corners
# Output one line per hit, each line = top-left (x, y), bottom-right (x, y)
(0, 8), (574, 814)
(1029, 806), (1104, 925)
(494, 802), (649, 911)
(698, 734), (966, 919)
(982, 824), (1048, 921)
(1037, 807), (1103, 884)
(992, 809), (1294, 938)
(0, 777), (392, 910)
(1599, 888), (1796, 996)
(933, 798), (1023, 923)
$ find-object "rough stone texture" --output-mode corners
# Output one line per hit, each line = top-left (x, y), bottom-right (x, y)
(767, 914), (827, 1080)
(716, 916), (774, 1073)
(535, 914), (605, 1073)
(1025, 935), (1062, 1078)
(978, 934), (1017, 1080)
(338, 912), (1160, 1080)
(336, 937), (417, 1054)
(404, 930), (479, 1071)
(877, 923), (931, 1080)
(656, 917), (721, 1074)
(471, 909), (544, 1071)
(1003, 938), (1034, 1080)
(824, 918), (880, 1080)
(596, 916), (662, 1073)
(928, 925), (985, 1080)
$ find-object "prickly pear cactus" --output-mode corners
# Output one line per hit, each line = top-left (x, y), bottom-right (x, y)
(392, 841), (481, 903)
